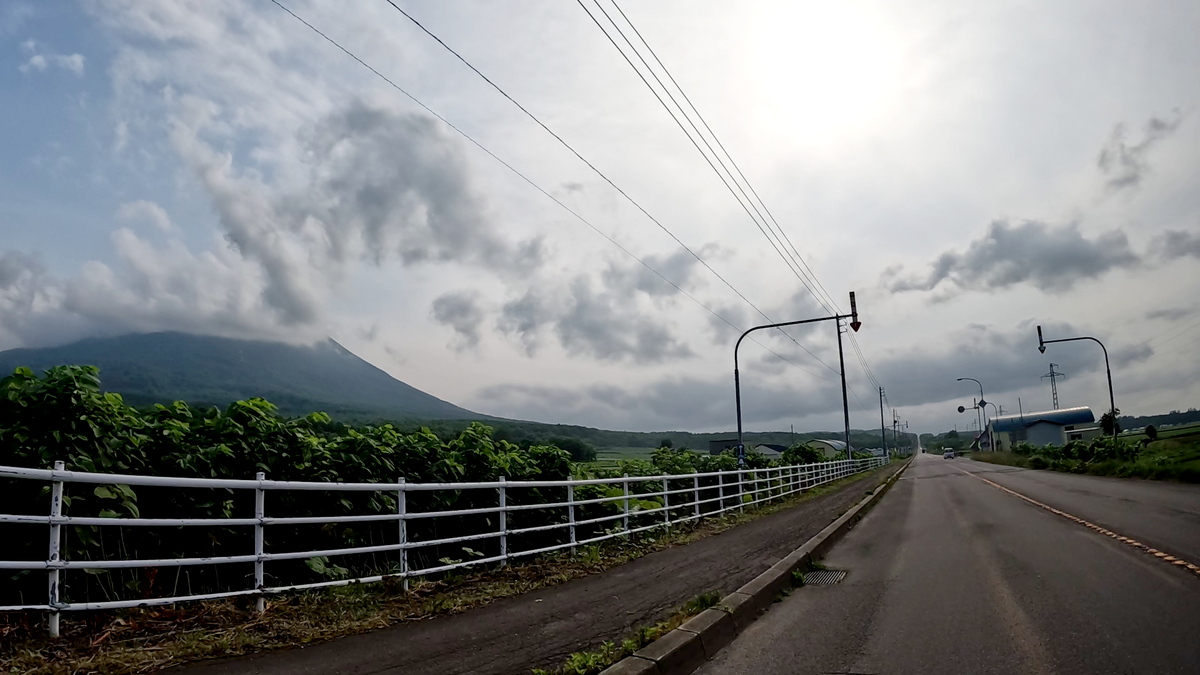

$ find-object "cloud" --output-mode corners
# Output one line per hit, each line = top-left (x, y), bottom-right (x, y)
(884, 219), (1140, 295)
(1097, 113), (1182, 192)
(474, 374), (844, 431)
(116, 200), (172, 231)
(553, 277), (694, 363)
(0, 226), (306, 350)
(871, 320), (1132, 410)
(498, 290), (553, 356)
(1150, 228), (1200, 261)
(61, 228), (285, 340)
(1145, 306), (1194, 321)
(431, 292), (484, 351)
(0, 4), (33, 37)
(18, 40), (85, 75)
(168, 95), (542, 329)
(601, 248), (702, 298)
(0, 252), (68, 346)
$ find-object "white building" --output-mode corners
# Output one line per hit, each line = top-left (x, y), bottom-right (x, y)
(988, 406), (1101, 449)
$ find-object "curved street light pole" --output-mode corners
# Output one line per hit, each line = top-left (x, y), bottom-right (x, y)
(1037, 326), (1117, 439)
(734, 293), (860, 465)
(957, 377), (993, 450)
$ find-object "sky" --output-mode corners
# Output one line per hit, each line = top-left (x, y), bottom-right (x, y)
(2, 0), (1199, 436)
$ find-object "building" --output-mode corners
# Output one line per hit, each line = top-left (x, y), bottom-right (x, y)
(807, 438), (850, 458)
(988, 406), (1100, 449)
(708, 439), (738, 455)
(752, 443), (786, 460)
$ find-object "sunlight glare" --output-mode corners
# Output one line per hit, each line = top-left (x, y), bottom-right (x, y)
(748, 1), (903, 146)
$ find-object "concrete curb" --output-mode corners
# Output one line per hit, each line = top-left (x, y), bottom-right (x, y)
(600, 458), (913, 675)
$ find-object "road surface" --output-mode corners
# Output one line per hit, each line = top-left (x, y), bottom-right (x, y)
(699, 453), (1200, 675)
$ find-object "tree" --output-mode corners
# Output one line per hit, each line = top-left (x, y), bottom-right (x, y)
(658, 438), (673, 449)
(1100, 408), (1122, 435)
(782, 443), (823, 465)
(1145, 424), (1158, 441)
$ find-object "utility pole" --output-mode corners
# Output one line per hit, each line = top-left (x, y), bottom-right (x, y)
(837, 317), (852, 460)
(879, 387), (888, 456)
(1041, 363), (1066, 409)
(892, 409), (900, 450)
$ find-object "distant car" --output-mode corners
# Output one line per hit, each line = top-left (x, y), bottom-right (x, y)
(943, 450), (955, 459)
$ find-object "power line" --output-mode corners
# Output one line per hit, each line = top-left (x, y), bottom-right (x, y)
(602, 0), (842, 316)
(579, 0), (837, 318)
(579, 0), (888, 397)
(378, 0), (838, 375)
(267, 0), (831, 381)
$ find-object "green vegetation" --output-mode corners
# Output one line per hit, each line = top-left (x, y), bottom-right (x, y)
(0, 365), (881, 611)
(531, 590), (722, 675)
(972, 434), (1200, 482)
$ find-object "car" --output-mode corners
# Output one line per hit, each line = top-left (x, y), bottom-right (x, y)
(943, 450), (955, 459)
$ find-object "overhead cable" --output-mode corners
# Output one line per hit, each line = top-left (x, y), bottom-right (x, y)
(268, 0), (831, 382)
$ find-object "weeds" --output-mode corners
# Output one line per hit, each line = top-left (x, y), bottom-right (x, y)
(533, 590), (722, 675)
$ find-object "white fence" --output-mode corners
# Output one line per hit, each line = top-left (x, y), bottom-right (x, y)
(0, 456), (888, 635)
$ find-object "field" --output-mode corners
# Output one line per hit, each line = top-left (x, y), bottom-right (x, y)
(1119, 420), (1200, 442)
(588, 446), (660, 469)
(974, 434), (1200, 482)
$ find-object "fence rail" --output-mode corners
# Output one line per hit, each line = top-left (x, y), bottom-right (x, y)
(0, 456), (888, 635)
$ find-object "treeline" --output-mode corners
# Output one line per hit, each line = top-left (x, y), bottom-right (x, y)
(402, 419), (905, 453)
(1117, 408), (1200, 430)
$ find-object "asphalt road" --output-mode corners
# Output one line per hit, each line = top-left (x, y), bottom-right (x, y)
(699, 454), (1200, 675)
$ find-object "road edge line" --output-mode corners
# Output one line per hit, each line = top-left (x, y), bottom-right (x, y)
(599, 457), (915, 675)
(954, 464), (1200, 579)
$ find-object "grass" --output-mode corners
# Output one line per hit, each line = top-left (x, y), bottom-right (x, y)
(585, 446), (657, 469)
(531, 590), (723, 675)
(973, 435), (1200, 482)
(1119, 421), (1200, 442)
(1, 464), (893, 675)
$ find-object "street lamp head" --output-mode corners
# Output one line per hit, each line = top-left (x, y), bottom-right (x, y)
(1037, 325), (1046, 354)
(957, 405), (966, 413)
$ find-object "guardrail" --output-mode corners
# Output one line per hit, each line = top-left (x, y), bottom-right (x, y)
(0, 456), (888, 636)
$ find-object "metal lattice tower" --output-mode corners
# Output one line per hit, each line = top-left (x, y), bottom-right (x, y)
(1041, 363), (1066, 409)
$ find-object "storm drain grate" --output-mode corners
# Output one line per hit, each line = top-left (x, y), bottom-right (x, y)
(804, 569), (847, 586)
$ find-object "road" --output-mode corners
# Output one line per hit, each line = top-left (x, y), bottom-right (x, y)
(699, 454), (1200, 675)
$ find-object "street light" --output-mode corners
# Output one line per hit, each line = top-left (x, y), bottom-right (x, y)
(957, 377), (994, 451)
(734, 292), (860, 465)
(1037, 326), (1117, 439)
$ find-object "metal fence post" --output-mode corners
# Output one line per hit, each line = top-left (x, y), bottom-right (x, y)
(254, 472), (265, 613)
(622, 474), (630, 533)
(499, 476), (507, 567)
(738, 469), (745, 511)
(662, 474), (670, 528)
(47, 460), (64, 638)
(567, 482), (576, 554)
(397, 477), (408, 591)
(693, 472), (700, 519)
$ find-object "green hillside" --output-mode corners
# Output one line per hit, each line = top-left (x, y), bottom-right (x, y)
(0, 332), (480, 421)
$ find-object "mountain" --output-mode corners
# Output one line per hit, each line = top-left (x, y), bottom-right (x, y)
(0, 332), (482, 421)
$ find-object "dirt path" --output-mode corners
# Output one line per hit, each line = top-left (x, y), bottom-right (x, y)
(172, 463), (901, 675)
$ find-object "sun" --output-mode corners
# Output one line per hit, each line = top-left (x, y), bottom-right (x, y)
(747, 1), (904, 146)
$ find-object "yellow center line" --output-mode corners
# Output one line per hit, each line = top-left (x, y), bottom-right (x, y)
(952, 464), (1200, 579)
